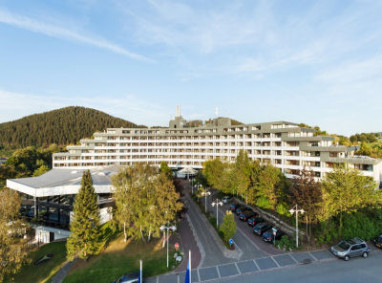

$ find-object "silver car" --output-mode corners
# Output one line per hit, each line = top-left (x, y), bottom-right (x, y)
(222, 195), (233, 204)
(331, 238), (369, 261)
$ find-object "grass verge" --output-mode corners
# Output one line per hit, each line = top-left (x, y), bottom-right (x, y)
(64, 235), (176, 283)
(9, 241), (67, 283)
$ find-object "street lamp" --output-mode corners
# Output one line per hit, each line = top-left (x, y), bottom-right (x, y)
(289, 204), (304, 248)
(211, 199), (223, 228)
(200, 190), (211, 212)
(160, 223), (177, 268)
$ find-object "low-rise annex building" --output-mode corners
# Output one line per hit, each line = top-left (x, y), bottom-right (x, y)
(52, 109), (382, 185)
(6, 167), (116, 243)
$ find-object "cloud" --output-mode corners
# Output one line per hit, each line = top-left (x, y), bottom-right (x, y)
(0, 9), (151, 62)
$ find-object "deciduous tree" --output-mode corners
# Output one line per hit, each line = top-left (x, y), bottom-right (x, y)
(289, 169), (323, 241)
(219, 211), (237, 244)
(203, 158), (226, 190)
(322, 166), (381, 236)
(0, 189), (28, 282)
(112, 164), (182, 242)
(256, 165), (283, 209)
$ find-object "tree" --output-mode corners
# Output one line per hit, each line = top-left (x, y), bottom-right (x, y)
(0, 189), (28, 282)
(32, 164), (49, 177)
(67, 170), (101, 260)
(246, 160), (262, 205)
(159, 161), (172, 179)
(289, 169), (323, 241)
(255, 165), (283, 210)
(112, 164), (182, 242)
(322, 166), (381, 237)
(219, 211), (237, 244)
(203, 158), (226, 190)
(232, 150), (252, 203)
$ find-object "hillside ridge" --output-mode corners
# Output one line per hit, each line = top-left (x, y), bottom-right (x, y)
(0, 106), (142, 147)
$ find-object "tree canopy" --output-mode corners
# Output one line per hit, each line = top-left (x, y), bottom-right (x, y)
(0, 106), (141, 148)
(0, 189), (28, 282)
(322, 166), (381, 236)
(112, 164), (182, 242)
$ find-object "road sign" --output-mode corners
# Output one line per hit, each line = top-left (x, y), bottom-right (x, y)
(272, 227), (277, 236)
(174, 242), (180, 250)
(229, 239), (234, 246)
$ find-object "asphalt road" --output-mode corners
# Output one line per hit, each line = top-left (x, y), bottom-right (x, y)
(220, 250), (382, 283)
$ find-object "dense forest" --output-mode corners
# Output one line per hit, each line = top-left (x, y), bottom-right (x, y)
(0, 106), (141, 148)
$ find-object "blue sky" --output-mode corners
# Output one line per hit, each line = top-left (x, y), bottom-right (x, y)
(0, 0), (381, 135)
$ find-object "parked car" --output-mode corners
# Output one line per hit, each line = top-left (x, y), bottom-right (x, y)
(230, 203), (243, 213)
(248, 217), (264, 226)
(373, 234), (382, 249)
(262, 229), (284, 242)
(235, 206), (249, 216)
(112, 272), (140, 283)
(222, 195), (233, 204)
(330, 238), (369, 261)
(253, 223), (272, 236)
(239, 210), (257, 221)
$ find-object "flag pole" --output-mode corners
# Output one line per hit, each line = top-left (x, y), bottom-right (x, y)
(139, 259), (142, 283)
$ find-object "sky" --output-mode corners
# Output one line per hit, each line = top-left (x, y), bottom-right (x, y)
(0, 0), (381, 136)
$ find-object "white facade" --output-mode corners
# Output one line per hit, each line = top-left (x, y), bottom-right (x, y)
(52, 118), (382, 185)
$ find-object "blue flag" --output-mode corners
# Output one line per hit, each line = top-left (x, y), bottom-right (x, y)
(185, 250), (191, 283)
(138, 260), (142, 283)
(185, 259), (190, 283)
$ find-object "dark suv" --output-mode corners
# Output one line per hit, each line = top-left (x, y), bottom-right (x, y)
(248, 217), (264, 226)
(331, 238), (369, 261)
(239, 210), (256, 221)
(230, 203), (243, 213)
(253, 223), (272, 236)
(262, 229), (284, 242)
(373, 234), (382, 249)
(235, 206), (249, 216)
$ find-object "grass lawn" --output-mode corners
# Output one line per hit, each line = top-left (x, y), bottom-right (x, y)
(64, 235), (176, 283)
(9, 241), (67, 283)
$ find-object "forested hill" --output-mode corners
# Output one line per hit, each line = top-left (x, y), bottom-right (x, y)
(0, 106), (142, 147)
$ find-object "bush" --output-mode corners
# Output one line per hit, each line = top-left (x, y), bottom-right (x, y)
(276, 235), (296, 250)
(219, 211), (237, 244)
(256, 197), (272, 210)
(276, 203), (290, 216)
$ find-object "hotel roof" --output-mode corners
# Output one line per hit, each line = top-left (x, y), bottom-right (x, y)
(7, 166), (119, 197)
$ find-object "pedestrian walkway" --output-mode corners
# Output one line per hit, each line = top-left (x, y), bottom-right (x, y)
(51, 259), (77, 283)
(146, 249), (336, 283)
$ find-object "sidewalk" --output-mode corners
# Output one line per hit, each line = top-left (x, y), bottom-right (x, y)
(146, 249), (336, 283)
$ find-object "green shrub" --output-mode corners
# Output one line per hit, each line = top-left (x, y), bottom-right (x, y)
(219, 211), (237, 243)
(256, 197), (272, 210)
(276, 203), (290, 216)
(276, 235), (296, 250)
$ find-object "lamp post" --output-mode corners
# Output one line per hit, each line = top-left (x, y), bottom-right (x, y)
(160, 223), (176, 268)
(289, 204), (304, 248)
(211, 199), (223, 228)
(200, 190), (211, 212)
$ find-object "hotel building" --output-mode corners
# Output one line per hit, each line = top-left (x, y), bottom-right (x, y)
(52, 109), (382, 185)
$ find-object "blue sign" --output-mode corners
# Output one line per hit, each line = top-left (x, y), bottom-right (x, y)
(229, 239), (234, 245)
